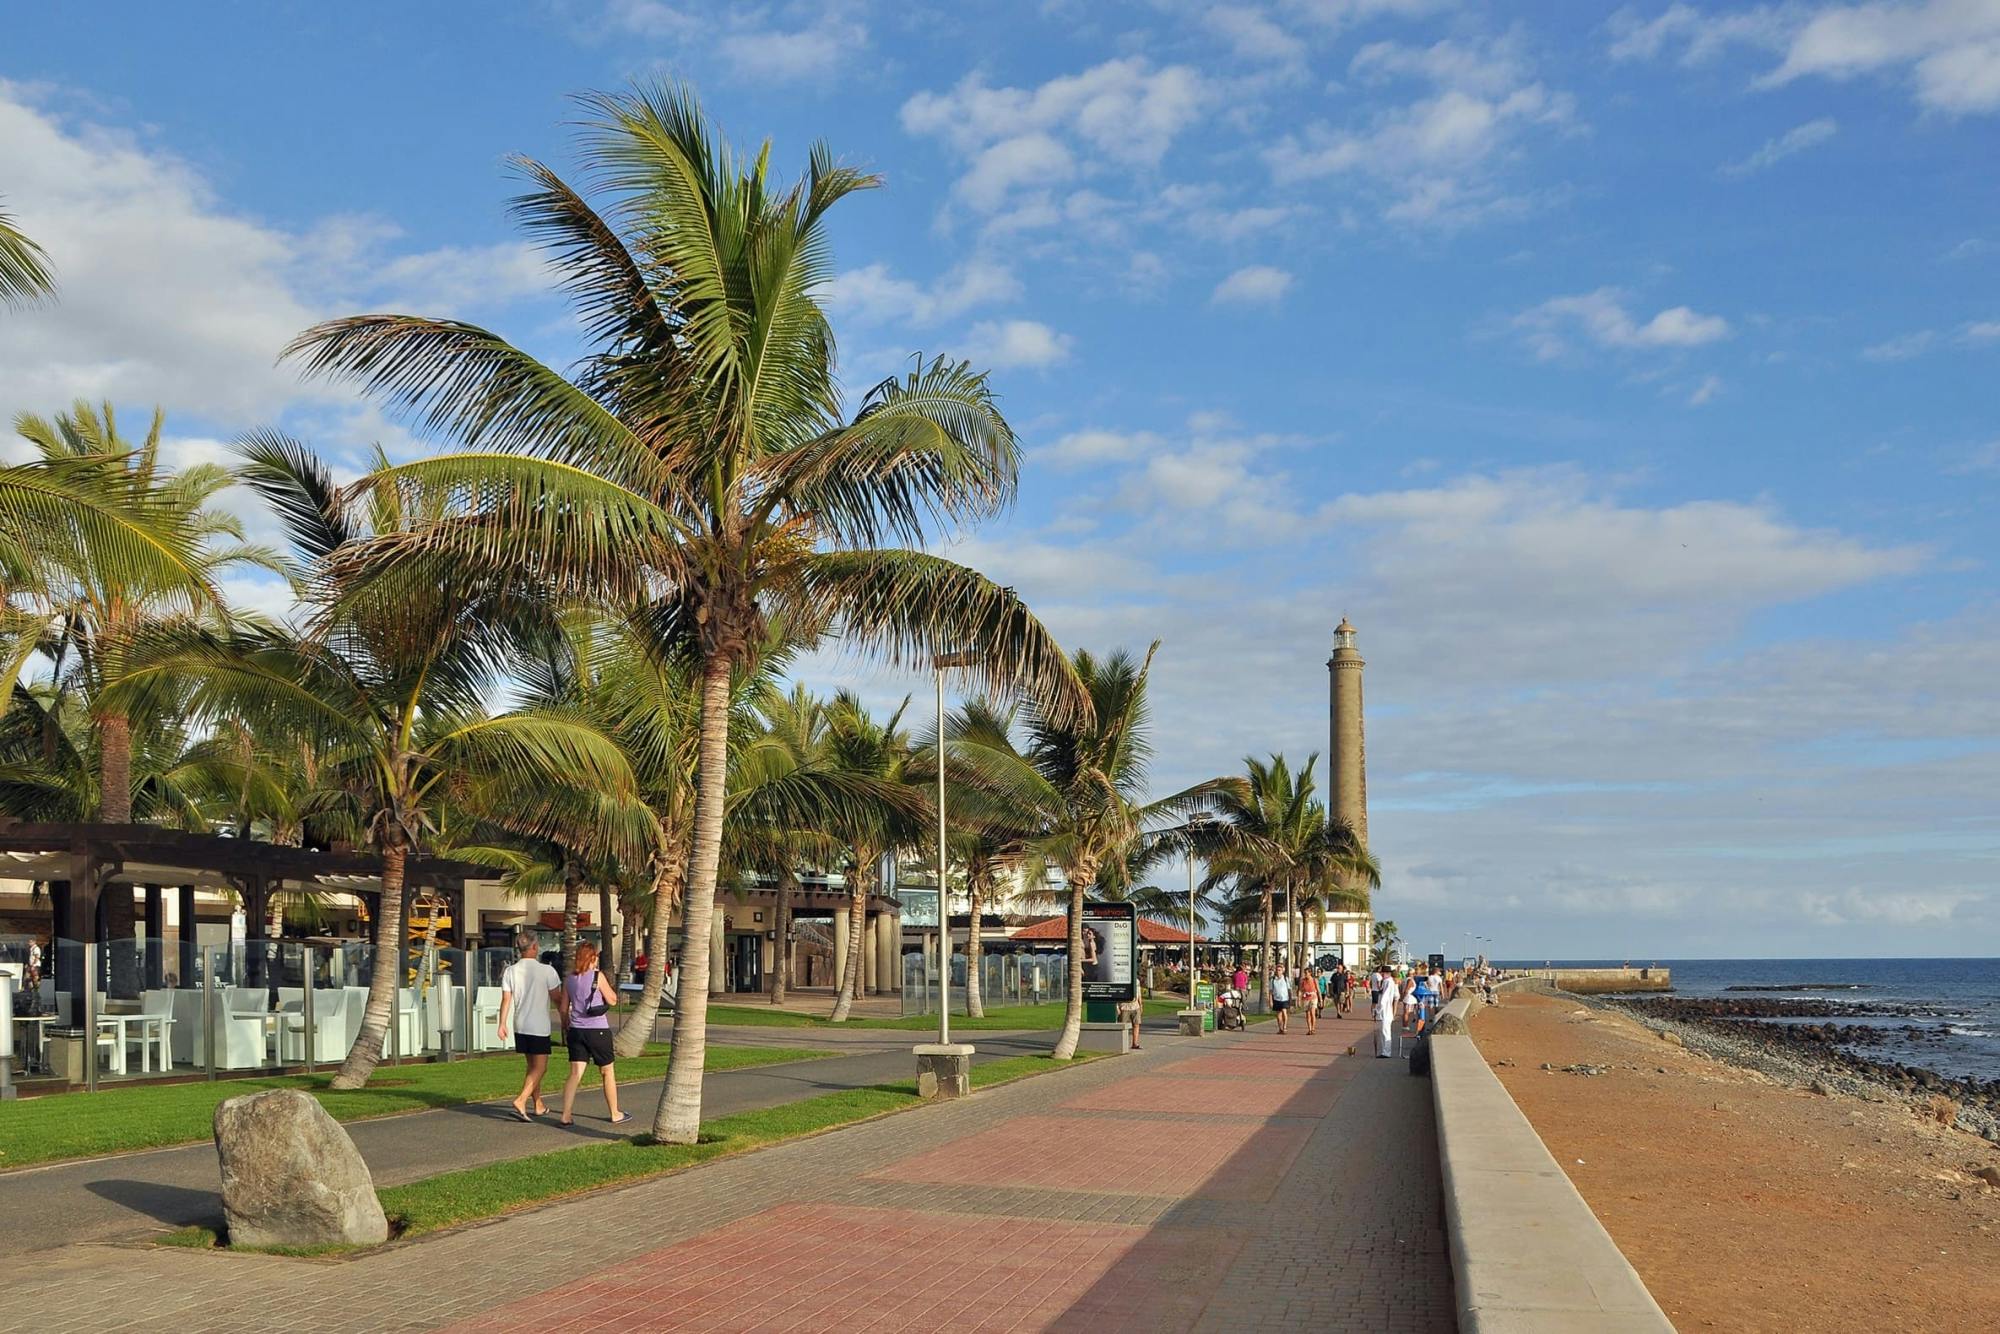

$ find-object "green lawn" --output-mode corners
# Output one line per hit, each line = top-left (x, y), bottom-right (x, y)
(164, 1050), (1101, 1250)
(0, 1044), (822, 1171)
(704, 996), (1189, 1031)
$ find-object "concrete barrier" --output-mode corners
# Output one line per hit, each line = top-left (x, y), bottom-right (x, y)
(1431, 993), (1675, 1332)
(1539, 966), (1671, 994)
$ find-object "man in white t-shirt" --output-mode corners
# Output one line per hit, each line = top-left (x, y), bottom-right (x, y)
(498, 931), (563, 1121)
(1372, 965), (1398, 1058)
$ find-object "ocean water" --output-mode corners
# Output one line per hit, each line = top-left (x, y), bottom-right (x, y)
(1496, 958), (2000, 1085)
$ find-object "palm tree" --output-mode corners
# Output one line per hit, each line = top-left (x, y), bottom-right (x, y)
(1372, 919), (1401, 967)
(821, 692), (924, 1022)
(11, 402), (277, 822)
(110, 433), (638, 1088)
(747, 684), (840, 1008)
(0, 201), (54, 306)
(1202, 753), (1317, 998)
(939, 697), (1039, 1020)
(283, 83), (1082, 1141)
(954, 644), (1233, 1059)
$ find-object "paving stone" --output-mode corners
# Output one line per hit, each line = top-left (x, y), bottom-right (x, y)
(12, 1018), (1452, 1331)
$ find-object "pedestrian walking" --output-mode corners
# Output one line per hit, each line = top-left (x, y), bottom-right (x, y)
(1333, 962), (1352, 1016)
(1399, 970), (1418, 1034)
(1232, 962), (1249, 997)
(1268, 968), (1293, 1033)
(1372, 964), (1398, 1057)
(497, 930), (562, 1122)
(1298, 968), (1320, 1035)
(558, 944), (630, 1127)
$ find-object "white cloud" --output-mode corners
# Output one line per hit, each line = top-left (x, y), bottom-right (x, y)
(1030, 428), (1162, 470)
(823, 259), (1020, 329)
(717, 14), (868, 80)
(1862, 329), (1938, 360)
(1720, 116), (1838, 176)
(0, 82), (553, 432)
(1965, 319), (2000, 340)
(602, 1), (869, 82)
(902, 58), (1207, 223)
(1688, 373), (1724, 405)
(1204, 5), (1308, 67)
(1613, 1), (2000, 115)
(1267, 35), (1574, 225)
(1211, 264), (1295, 304)
(961, 319), (1073, 369)
(1514, 287), (1731, 359)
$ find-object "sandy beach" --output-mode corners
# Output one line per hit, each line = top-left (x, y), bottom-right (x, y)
(1471, 990), (2000, 1331)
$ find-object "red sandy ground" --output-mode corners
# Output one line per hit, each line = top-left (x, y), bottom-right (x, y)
(1475, 991), (2000, 1332)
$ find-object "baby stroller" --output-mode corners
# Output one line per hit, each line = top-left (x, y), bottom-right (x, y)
(1216, 989), (1246, 1031)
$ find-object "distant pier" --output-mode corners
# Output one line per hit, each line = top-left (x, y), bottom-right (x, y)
(1539, 965), (1671, 994)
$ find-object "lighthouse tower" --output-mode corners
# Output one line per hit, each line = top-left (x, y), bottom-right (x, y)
(1327, 617), (1366, 847)
(1325, 617), (1375, 965)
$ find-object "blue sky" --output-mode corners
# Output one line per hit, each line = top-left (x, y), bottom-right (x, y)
(2, 1), (1997, 958)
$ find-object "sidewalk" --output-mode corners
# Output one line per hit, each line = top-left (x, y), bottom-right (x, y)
(0, 1026), (1049, 1258)
(14, 1012), (1453, 1332)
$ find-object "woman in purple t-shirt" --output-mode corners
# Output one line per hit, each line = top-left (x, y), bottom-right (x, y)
(558, 944), (630, 1127)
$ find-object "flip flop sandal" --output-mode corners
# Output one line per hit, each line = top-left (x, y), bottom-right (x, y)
(609, 1113), (633, 1126)
(511, 1106), (533, 1123)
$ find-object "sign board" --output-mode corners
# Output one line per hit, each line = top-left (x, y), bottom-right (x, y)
(1081, 901), (1138, 1003)
(898, 888), (940, 929)
(1194, 979), (1217, 1033)
(1427, 952), (1446, 974)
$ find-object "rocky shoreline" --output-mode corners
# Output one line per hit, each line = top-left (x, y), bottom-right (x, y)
(1517, 982), (2000, 1146)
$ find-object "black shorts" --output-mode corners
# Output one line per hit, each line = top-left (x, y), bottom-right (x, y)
(514, 1033), (552, 1056)
(1273, 998), (1292, 1011)
(567, 1027), (614, 1067)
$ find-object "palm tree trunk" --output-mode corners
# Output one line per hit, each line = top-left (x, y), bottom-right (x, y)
(964, 868), (985, 1020)
(771, 866), (794, 1006)
(331, 839), (405, 1089)
(559, 867), (581, 979)
(1052, 870), (1088, 1059)
(830, 855), (872, 1022)
(598, 882), (615, 978)
(650, 651), (732, 1144)
(614, 844), (683, 1060)
(98, 710), (132, 823)
(1258, 884), (1274, 1013)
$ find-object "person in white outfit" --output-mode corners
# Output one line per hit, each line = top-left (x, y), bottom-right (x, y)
(1371, 964), (1398, 1058)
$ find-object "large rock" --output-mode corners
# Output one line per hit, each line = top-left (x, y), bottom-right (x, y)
(213, 1089), (389, 1249)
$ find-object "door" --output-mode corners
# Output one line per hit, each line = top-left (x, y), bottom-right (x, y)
(733, 934), (762, 993)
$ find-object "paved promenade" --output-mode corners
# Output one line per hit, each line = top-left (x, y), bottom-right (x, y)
(14, 1013), (1452, 1332)
(0, 1027), (1054, 1257)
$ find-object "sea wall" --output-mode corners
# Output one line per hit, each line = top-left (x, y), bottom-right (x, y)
(1541, 966), (1671, 994)
(1432, 986), (1675, 1331)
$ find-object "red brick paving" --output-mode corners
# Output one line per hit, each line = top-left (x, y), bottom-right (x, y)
(15, 1012), (1452, 1332)
(446, 1203), (1239, 1334)
(868, 1110), (1315, 1199)
(1154, 1051), (1342, 1079)
(1061, 1069), (1349, 1118)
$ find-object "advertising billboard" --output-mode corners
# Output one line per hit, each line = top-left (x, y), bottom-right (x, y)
(1081, 901), (1137, 1003)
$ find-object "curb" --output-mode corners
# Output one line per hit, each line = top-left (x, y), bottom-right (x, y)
(1431, 991), (1676, 1332)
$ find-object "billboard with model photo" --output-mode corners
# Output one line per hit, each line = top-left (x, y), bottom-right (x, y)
(1082, 901), (1137, 1002)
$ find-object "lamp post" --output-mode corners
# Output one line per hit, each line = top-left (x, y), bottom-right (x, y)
(916, 649), (978, 1096)
(1180, 815), (1213, 1035)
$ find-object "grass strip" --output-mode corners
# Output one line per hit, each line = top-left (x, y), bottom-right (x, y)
(704, 996), (1191, 1031)
(0, 1044), (823, 1171)
(164, 1046), (1108, 1251)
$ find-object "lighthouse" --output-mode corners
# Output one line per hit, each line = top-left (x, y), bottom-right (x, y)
(1328, 616), (1366, 848)
(1323, 617), (1375, 966)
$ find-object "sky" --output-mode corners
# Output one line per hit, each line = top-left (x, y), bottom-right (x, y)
(2, 0), (1997, 960)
